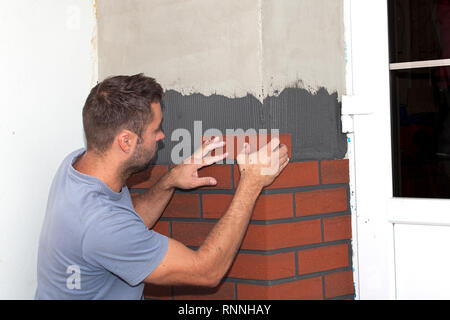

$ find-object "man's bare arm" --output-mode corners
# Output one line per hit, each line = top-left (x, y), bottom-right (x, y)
(131, 137), (227, 229)
(130, 174), (175, 229)
(143, 177), (262, 286)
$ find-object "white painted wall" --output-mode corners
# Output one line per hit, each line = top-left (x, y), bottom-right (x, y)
(0, 0), (95, 299)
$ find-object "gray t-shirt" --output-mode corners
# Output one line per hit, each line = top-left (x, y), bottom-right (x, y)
(35, 148), (168, 299)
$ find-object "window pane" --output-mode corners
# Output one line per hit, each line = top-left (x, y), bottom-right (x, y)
(388, 0), (450, 63)
(390, 66), (450, 198)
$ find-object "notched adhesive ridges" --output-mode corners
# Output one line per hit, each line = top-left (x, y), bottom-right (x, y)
(155, 87), (346, 164)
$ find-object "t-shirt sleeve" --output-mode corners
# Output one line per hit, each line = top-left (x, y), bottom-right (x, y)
(82, 212), (168, 287)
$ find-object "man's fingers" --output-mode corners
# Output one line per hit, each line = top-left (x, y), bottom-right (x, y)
(256, 137), (280, 164)
(260, 137), (280, 154)
(202, 140), (225, 157)
(187, 137), (225, 165)
(193, 176), (217, 187)
(278, 153), (289, 165)
(240, 142), (250, 155)
(269, 137), (281, 152)
(236, 142), (250, 164)
(269, 143), (288, 163)
(202, 152), (229, 167)
(277, 156), (289, 174)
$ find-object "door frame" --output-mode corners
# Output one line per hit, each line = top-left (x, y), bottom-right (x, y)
(347, 0), (450, 299)
(344, 0), (396, 299)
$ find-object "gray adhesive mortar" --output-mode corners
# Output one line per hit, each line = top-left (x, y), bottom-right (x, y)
(154, 87), (346, 164)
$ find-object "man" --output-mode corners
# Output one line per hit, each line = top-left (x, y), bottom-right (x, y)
(35, 74), (289, 299)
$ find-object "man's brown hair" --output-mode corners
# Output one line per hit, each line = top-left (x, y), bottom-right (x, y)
(82, 73), (163, 153)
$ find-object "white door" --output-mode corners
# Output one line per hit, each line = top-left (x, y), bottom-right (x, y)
(346, 0), (450, 299)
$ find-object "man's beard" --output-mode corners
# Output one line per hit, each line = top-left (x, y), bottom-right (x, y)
(121, 141), (156, 180)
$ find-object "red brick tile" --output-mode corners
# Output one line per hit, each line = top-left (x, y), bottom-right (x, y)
(163, 194), (200, 218)
(126, 165), (168, 189)
(202, 193), (293, 220)
(227, 252), (295, 280)
(202, 194), (233, 219)
(298, 244), (349, 275)
(198, 164), (232, 189)
(171, 220), (321, 251)
(324, 270), (354, 299)
(171, 222), (214, 247)
(152, 220), (170, 237)
(323, 215), (352, 242)
(321, 159), (349, 184)
(295, 187), (347, 216)
(234, 162), (319, 189)
(237, 277), (323, 300)
(252, 194), (294, 220)
(241, 220), (322, 250)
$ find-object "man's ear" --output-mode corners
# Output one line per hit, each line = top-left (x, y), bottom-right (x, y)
(117, 130), (136, 154)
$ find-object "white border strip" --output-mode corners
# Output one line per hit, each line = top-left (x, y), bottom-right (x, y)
(344, 0), (360, 300)
(390, 58), (450, 70)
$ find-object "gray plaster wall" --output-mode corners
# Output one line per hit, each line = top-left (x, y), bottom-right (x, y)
(97, 0), (346, 100)
(97, 0), (262, 99)
(262, 0), (346, 98)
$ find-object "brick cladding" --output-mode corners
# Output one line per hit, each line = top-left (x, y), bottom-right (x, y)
(127, 134), (354, 300)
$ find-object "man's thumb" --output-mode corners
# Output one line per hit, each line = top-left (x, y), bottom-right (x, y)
(195, 176), (217, 187)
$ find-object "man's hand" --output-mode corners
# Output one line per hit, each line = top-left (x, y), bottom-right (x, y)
(166, 137), (228, 190)
(236, 137), (289, 189)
